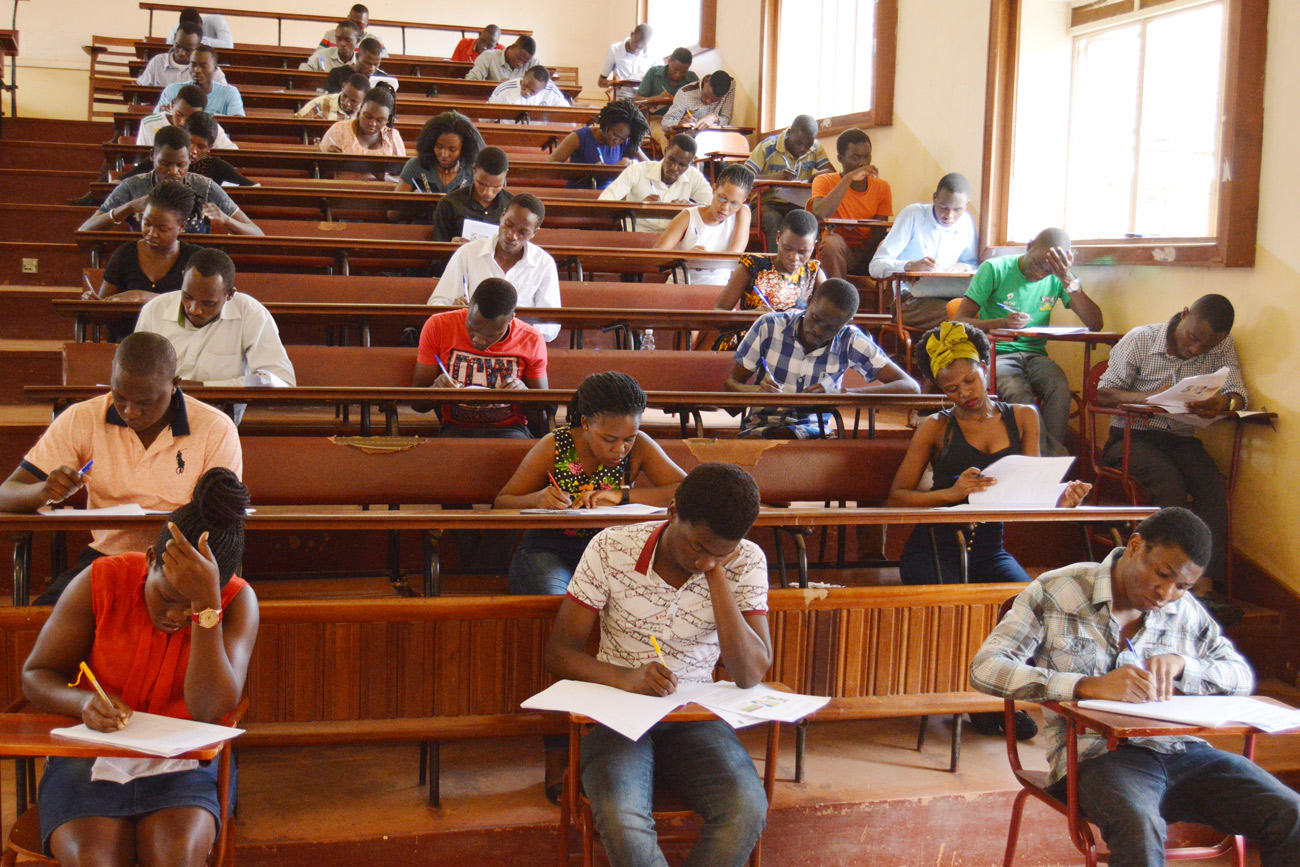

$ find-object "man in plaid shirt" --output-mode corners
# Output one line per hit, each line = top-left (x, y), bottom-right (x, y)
(724, 279), (919, 438)
(971, 508), (1300, 867)
(1095, 294), (1245, 601)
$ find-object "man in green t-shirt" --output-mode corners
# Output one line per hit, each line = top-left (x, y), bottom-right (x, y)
(955, 227), (1103, 455)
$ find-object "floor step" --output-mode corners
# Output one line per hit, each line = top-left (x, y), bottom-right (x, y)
(0, 140), (103, 172)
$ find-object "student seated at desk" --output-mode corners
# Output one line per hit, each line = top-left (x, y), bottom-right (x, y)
(887, 322), (1089, 585)
(954, 227), (1104, 456)
(465, 36), (541, 82)
(707, 208), (825, 351)
(136, 248), (296, 425)
(125, 113), (252, 187)
(549, 99), (650, 190)
(725, 279), (919, 439)
(167, 7), (234, 49)
(598, 24), (654, 99)
(970, 507), (1300, 866)
(0, 333), (242, 604)
(137, 22), (228, 88)
(431, 146), (513, 242)
(80, 126), (262, 237)
(301, 19), (360, 72)
(545, 462), (771, 867)
(452, 25), (502, 63)
(597, 133), (712, 234)
(661, 70), (735, 133)
(652, 163), (754, 286)
(429, 195), (561, 342)
(1095, 294), (1245, 624)
(808, 129), (892, 279)
(319, 84), (404, 158)
(296, 73), (368, 121)
(319, 4), (383, 56)
(395, 111), (483, 195)
(324, 38), (388, 93)
(87, 181), (202, 306)
(744, 114), (831, 252)
(21, 467), (259, 867)
(412, 278), (548, 438)
(868, 172), (980, 331)
(488, 65), (572, 107)
(136, 86), (235, 151)
(157, 47), (244, 117)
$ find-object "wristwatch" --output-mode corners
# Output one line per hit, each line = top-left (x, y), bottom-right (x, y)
(191, 608), (223, 628)
(1065, 277), (1082, 293)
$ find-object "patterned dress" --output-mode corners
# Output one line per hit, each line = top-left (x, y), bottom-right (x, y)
(549, 425), (630, 538)
(713, 253), (820, 351)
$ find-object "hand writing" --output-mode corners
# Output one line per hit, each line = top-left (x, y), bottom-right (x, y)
(82, 691), (132, 732)
(618, 661), (677, 696)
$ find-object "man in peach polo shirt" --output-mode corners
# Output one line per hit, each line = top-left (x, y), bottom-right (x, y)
(0, 332), (242, 604)
(808, 129), (893, 279)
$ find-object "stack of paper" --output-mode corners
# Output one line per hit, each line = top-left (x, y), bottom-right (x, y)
(946, 455), (1076, 510)
(38, 504), (169, 517)
(1078, 696), (1300, 733)
(51, 711), (245, 757)
(522, 680), (829, 740)
(520, 503), (667, 517)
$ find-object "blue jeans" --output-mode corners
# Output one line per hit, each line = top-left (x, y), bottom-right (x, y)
(994, 351), (1071, 455)
(1049, 743), (1300, 867)
(899, 522), (1031, 585)
(581, 720), (768, 867)
(508, 530), (590, 596)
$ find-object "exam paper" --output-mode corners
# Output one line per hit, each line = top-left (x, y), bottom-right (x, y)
(521, 680), (719, 741)
(1078, 696), (1300, 733)
(460, 218), (498, 242)
(1146, 367), (1228, 410)
(520, 503), (667, 517)
(951, 455), (1075, 509)
(692, 682), (830, 725)
(38, 504), (168, 517)
(1014, 326), (1088, 335)
(52, 712), (244, 757)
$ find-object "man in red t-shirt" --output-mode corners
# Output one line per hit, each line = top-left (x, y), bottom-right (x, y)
(452, 25), (503, 63)
(413, 277), (549, 437)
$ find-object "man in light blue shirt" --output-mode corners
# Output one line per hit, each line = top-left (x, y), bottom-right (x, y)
(869, 172), (980, 330)
(157, 47), (245, 117)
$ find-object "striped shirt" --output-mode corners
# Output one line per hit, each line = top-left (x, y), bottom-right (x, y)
(969, 548), (1254, 786)
(487, 78), (572, 107)
(662, 76), (736, 128)
(567, 521), (769, 684)
(744, 131), (831, 203)
(1097, 318), (1247, 435)
(733, 310), (888, 438)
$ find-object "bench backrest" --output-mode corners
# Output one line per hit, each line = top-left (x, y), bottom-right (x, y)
(249, 220), (660, 250)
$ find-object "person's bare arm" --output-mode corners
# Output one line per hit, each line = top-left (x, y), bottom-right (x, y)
(652, 210), (691, 250)
(808, 167), (874, 220)
(707, 554), (772, 688)
(0, 465), (87, 513)
(725, 207), (751, 253)
(549, 131), (582, 163)
(724, 361), (782, 394)
(885, 418), (984, 508)
(493, 436), (571, 509)
(545, 598), (677, 696)
(711, 266), (752, 311)
(953, 297), (1025, 331)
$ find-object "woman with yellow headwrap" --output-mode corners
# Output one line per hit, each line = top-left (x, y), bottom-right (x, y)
(886, 321), (1090, 739)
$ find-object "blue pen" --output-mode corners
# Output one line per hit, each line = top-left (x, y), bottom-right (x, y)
(78, 460), (94, 476)
(997, 302), (1017, 313)
(461, 273), (468, 301)
(1124, 637), (1145, 670)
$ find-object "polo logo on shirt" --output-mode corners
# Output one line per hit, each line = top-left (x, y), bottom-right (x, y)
(175, 450), (187, 475)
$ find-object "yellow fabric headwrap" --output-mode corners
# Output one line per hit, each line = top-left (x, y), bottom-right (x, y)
(926, 322), (981, 379)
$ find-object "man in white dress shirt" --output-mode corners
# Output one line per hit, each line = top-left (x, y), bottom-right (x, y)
(428, 195), (561, 343)
(135, 249), (295, 423)
(167, 8), (234, 49)
(598, 24), (653, 99)
(487, 66), (571, 107)
(466, 36), (541, 82)
(598, 134), (712, 233)
(868, 172), (980, 329)
(137, 23), (228, 87)
(300, 20), (360, 72)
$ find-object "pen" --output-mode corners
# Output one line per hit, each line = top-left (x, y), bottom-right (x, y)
(758, 357), (785, 392)
(434, 355), (452, 383)
(649, 634), (665, 664)
(69, 661), (113, 708)
(749, 282), (776, 311)
(996, 302), (1017, 313)
(547, 472), (563, 492)
(78, 460), (94, 475)
(461, 273), (468, 301)
(1124, 637), (1145, 670)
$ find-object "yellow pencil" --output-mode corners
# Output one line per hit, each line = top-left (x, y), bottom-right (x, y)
(68, 660), (111, 707)
(649, 635), (666, 664)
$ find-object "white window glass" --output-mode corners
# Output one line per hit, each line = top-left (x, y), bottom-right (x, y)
(773, 0), (876, 131)
(646, 0), (703, 53)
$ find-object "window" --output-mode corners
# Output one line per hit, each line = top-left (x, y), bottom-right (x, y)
(646, 0), (703, 52)
(983, 0), (1266, 266)
(759, 0), (896, 134)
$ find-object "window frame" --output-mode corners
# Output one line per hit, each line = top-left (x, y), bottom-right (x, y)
(757, 0), (897, 136)
(980, 0), (1267, 267)
(637, 0), (717, 50)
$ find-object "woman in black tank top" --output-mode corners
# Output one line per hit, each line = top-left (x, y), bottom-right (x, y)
(888, 323), (1091, 586)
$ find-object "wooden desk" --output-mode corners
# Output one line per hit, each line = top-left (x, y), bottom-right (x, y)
(872, 271), (970, 371)
(139, 2), (532, 55)
(0, 30), (17, 136)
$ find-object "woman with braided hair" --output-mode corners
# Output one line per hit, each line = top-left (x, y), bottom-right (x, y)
(495, 372), (685, 803)
(549, 98), (650, 189)
(22, 467), (259, 865)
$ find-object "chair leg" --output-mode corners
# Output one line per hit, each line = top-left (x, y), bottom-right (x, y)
(794, 719), (807, 783)
(948, 714), (962, 773)
(1002, 787), (1032, 867)
(427, 741), (440, 807)
(916, 716), (928, 751)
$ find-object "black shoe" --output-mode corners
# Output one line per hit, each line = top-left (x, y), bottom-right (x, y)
(967, 711), (1003, 736)
(1011, 710), (1039, 741)
(1198, 592), (1244, 628)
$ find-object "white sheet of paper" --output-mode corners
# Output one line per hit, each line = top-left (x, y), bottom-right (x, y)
(38, 504), (167, 517)
(1015, 326), (1089, 335)
(1157, 409), (1267, 430)
(520, 504), (667, 517)
(1078, 696), (1300, 733)
(51, 711), (244, 758)
(691, 682), (830, 724)
(772, 186), (812, 207)
(521, 680), (719, 741)
(460, 218), (498, 242)
(1146, 367), (1229, 409)
(953, 455), (1075, 509)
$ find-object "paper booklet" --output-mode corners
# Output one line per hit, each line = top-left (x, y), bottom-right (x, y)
(39, 504), (168, 517)
(1015, 326), (1088, 335)
(460, 218), (498, 242)
(51, 711), (245, 757)
(1077, 696), (1300, 734)
(520, 503), (667, 517)
(946, 455), (1075, 510)
(1146, 367), (1229, 410)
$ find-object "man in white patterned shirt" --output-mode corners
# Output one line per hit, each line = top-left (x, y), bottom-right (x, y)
(545, 463), (772, 867)
(971, 508), (1300, 867)
(1095, 294), (1245, 602)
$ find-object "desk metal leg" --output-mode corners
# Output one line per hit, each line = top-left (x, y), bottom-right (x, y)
(12, 531), (32, 605)
(948, 714), (962, 772)
(794, 719), (807, 783)
(427, 741), (441, 807)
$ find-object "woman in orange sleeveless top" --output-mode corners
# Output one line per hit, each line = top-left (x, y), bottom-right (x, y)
(23, 468), (259, 865)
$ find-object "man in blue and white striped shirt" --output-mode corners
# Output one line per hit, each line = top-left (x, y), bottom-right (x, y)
(724, 279), (918, 438)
